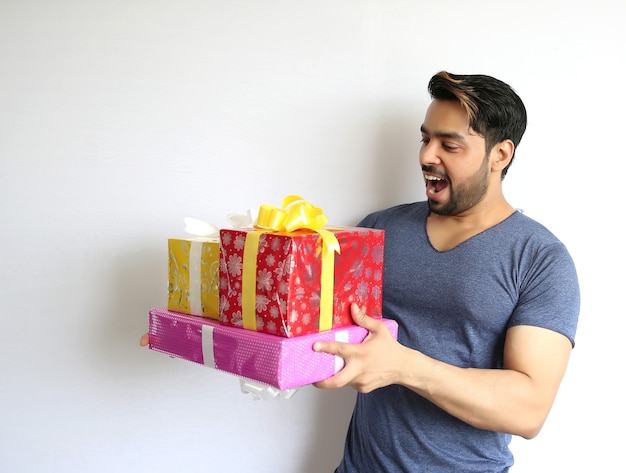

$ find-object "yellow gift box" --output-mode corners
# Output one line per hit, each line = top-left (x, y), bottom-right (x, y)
(167, 238), (220, 319)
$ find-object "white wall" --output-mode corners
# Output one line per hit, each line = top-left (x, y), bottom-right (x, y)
(1, 1), (623, 471)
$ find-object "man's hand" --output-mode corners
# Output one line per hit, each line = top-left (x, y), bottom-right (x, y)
(139, 333), (149, 346)
(313, 303), (408, 393)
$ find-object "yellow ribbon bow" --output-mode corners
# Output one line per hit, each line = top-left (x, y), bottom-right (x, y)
(241, 195), (341, 333)
(255, 195), (340, 252)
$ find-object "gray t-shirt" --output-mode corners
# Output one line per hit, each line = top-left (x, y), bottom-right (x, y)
(335, 201), (580, 473)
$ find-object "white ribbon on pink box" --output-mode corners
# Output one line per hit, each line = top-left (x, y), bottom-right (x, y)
(200, 325), (350, 400)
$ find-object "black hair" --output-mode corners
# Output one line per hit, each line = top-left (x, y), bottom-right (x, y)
(427, 71), (527, 179)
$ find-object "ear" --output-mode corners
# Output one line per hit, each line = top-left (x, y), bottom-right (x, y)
(490, 139), (515, 172)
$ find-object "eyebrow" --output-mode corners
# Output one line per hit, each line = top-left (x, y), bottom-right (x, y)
(420, 125), (466, 141)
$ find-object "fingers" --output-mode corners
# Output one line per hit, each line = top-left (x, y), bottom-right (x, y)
(139, 333), (149, 346)
(312, 332), (356, 390)
(313, 304), (397, 392)
(350, 303), (385, 333)
(314, 372), (347, 389)
(312, 339), (347, 357)
(313, 303), (387, 356)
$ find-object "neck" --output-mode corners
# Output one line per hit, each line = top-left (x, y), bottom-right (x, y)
(426, 197), (515, 252)
(429, 188), (514, 229)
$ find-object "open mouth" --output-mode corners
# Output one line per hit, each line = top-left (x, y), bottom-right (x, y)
(424, 174), (448, 196)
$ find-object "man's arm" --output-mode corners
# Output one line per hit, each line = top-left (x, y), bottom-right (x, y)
(313, 303), (572, 439)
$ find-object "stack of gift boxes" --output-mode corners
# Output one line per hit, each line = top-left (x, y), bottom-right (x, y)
(148, 197), (397, 391)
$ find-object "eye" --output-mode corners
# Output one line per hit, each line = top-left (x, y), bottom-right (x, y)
(420, 136), (430, 144)
(442, 143), (460, 151)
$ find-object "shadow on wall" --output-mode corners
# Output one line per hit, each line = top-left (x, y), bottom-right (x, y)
(372, 105), (426, 209)
(286, 106), (428, 470)
(90, 238), (360, 472)
(296, 388), (357, 473)
(89, 240), (167, 380)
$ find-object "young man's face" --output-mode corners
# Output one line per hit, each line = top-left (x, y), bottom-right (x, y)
(419, 99), (492, 216)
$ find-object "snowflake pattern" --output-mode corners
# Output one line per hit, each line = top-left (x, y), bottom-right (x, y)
(233, 234), (246, 251)
(255, 294), (270, 312)
(219, 227), (384, 337)
(227, 253), (243, 277)
(256, 268), (273, 291)
(269, 305), (280, 319)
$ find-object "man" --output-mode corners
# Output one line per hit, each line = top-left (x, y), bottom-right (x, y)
(313, 71), (580, 472)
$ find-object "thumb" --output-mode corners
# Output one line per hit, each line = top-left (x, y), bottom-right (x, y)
(139, 333), (150, 347)
(350, 303), (381, 332)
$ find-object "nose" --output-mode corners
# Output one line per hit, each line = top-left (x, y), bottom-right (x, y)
(419, 141), (441, 167)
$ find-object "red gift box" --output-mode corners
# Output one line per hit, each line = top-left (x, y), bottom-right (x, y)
(219, 227), (384, 337)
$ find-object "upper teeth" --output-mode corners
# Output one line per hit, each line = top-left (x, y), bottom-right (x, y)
(425, 175), (442, 181)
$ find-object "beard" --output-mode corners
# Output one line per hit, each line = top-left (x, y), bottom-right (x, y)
(427, 154), (490, 216)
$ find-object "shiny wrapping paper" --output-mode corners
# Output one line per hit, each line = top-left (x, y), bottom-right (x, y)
(218, 227), (385, 337)
(148, 307), (399, 390)
(168, 238), (220, 319)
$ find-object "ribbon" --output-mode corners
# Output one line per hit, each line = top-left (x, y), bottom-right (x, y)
(183, 212), (255, 316)
(334, 329), (349, 373)
(183, 217), (220, 241)
(201, 325), (216, 368)
(184, 209), (256, 239)
(182, 218), (220, 316)
(227, 208), (257, 228)
(201, 325), (298, 400)
(239, 379), (299, 401)
(241, 195), (341, 332)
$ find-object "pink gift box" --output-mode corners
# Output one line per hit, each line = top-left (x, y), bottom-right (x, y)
(148, 307), (398, 390)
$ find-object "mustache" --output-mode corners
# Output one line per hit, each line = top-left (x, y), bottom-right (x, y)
(421, 165), (449, 181)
